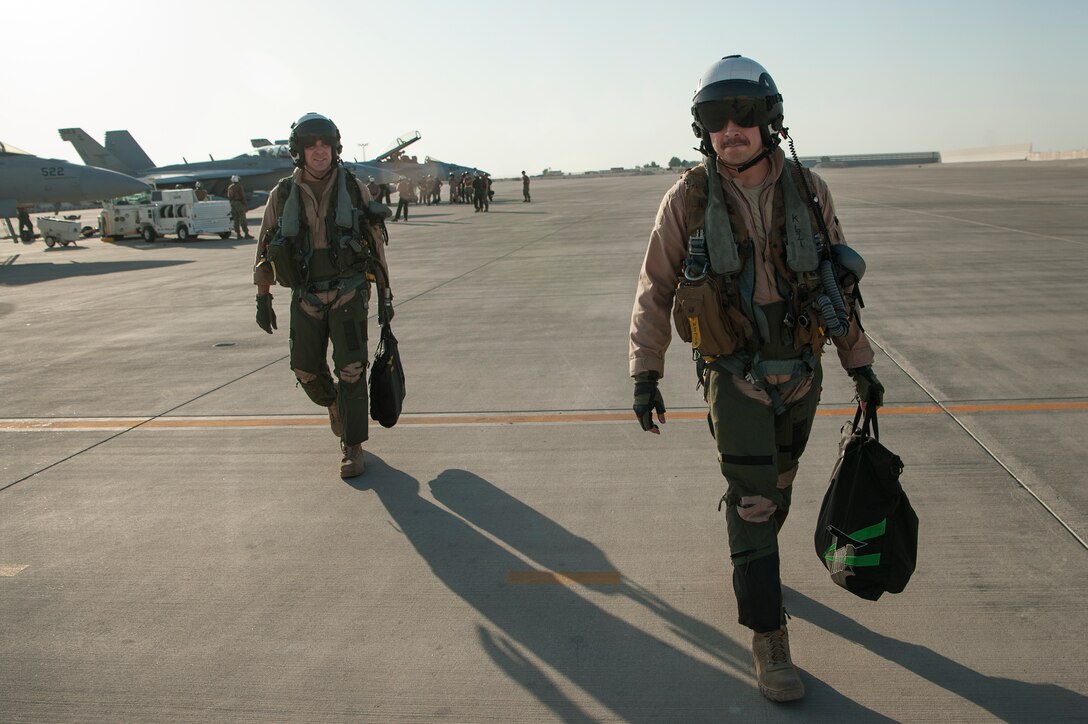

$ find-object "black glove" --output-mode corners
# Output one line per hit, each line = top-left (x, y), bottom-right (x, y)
(378, 288), (394, 326)
(633, 371), (666, 433)
(256, 293), (277, 334)
(849, 365), (884, 408)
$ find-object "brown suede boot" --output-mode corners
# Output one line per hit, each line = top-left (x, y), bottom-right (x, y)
(340, 442), (364, 479)
(327, 404), (342, 437)
(752, 626), (804, 702)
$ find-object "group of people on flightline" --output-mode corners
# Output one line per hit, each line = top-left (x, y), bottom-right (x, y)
(365, 168), (530, 222)
(252, 53), (884, 707)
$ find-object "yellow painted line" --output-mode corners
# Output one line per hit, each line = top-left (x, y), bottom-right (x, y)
(0, 564), (29, 577)
(506, 571), (621, 586)
(1, 400), (1085, 432)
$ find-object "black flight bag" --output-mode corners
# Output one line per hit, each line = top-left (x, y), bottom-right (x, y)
(814, 405), (918, 601)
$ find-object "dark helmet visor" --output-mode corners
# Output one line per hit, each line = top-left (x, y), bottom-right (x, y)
(296, 133), (339, 149)
(695, 97), (762, 132)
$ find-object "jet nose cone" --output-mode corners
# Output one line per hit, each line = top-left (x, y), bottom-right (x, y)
(79, 166), (149, 200)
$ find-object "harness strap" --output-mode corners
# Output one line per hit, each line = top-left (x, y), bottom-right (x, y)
(707, 348), (816, 415)
(683, 230), (711, 280)
(297, 273), (368, 313)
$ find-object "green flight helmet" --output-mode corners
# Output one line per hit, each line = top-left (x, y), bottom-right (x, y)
(691, 55), (784, 153)
(288, 112), (343, 168)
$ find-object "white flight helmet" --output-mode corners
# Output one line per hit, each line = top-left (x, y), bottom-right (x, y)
(691, 55), (784, 150)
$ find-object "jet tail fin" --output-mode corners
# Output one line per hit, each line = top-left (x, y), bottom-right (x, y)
(105, 131), (154, 174)
(58, 128), (135, 175)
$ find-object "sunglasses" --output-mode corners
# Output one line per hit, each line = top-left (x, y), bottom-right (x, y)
(695, 97), (763, 132)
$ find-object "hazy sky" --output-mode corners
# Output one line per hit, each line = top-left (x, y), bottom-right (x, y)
(6, 0), (1085, 178)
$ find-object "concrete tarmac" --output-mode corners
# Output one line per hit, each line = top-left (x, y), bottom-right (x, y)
(2, 160), (1087, 722)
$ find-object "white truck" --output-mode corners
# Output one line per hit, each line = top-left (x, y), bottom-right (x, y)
(99, 189), (233, 242)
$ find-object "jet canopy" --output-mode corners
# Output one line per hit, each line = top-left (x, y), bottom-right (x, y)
(0, 141), (31, 156)
(254, 144), (292, 160)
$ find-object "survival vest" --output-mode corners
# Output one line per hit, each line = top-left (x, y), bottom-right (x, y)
(263, 167), (384, 296)
(673, 157), (843, 410)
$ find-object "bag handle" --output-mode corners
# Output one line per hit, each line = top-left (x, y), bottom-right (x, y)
(851, 403), (880, 440)
(373, 322), (396, 358)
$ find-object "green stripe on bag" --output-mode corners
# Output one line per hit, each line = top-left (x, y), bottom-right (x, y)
(824, 518), (888, 565)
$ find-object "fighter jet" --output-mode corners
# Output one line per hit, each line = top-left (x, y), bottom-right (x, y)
(61, 128), (414, 198)
(0, 140), (149, 242)
(346, 131), (423, 185)
(59, 128), (286, 206)
(243, 140), (401, 187)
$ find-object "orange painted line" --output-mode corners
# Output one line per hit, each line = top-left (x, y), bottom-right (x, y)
(0, 417), (326, 430)
(144, 417), (324, 428)
(818, 404), (943, 416)
(506, 571), (621, 586)
(1, 400), (1085, 432)
(398, 412), (632, 424)
(946, 401), (1088, 413)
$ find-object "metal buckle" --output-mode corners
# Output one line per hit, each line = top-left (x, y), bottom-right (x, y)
(683, 259), (710, 281)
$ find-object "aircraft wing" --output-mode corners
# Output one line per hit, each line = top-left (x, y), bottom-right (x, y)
(141, 167), (288, 199)
(142, 172), (201, 186)
(145, 167), (274, 185)
(425, 156), (486, 178)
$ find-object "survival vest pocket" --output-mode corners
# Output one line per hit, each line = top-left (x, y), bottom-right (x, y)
(333, 234), (371, 275)
(267, 233), (303, 289)
(672, 278), (740, 357)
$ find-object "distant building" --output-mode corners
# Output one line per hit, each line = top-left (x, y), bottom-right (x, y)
(795, 151), (940, 168)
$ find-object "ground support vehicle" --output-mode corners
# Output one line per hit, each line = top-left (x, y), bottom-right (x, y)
(37, 216), (94, 247)
(99, 189), (232, 242)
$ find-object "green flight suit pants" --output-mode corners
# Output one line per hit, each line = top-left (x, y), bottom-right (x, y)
(707, 362), (823, 565)
(706, 362), (822, 631)
(289, 289), (370, 446)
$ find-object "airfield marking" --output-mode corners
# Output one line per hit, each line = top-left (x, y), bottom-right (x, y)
(506, 571), (621, 586)
(835, 192), (1088, 247)
(2, 400), (1087, 432)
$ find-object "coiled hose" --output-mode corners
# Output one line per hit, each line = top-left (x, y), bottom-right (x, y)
(815, 258), (850, 337)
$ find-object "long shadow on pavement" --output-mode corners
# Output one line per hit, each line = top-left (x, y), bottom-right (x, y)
(0, 259), (192, 286)
(787, 588), (1088, 722)
(350, 459), (891, 722)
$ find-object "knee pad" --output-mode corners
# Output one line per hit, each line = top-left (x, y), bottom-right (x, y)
(336, 360), (366, 385)
(726, 504), (780, 567)
(294, 368), (336, 407)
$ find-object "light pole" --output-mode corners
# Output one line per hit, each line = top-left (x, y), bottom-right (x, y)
(357, 143), (369, 161)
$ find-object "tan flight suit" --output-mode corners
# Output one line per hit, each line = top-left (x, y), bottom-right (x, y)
(227, 181), (249, 237)
(253, 167), (388, 447)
